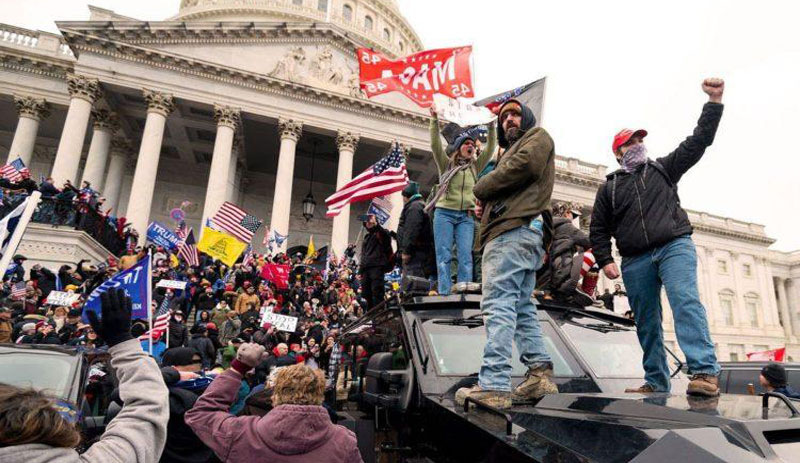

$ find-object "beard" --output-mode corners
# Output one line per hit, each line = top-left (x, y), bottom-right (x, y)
(505, 126), (523, 144)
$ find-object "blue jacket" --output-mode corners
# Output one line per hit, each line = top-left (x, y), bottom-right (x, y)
(774, 386), (800, 399)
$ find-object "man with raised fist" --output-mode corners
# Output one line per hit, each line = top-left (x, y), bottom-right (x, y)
(590, 78), (725, 397)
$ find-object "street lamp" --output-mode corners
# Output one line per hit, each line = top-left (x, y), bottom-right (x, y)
(302, 139), (319, 222)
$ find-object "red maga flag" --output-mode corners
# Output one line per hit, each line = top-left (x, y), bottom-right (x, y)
(261, 263), (291, 290)
(358, 46), (474, 107)
(746, 347), (786, 362)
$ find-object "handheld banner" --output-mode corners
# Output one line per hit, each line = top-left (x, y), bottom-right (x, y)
(146, 222), (182, 250)
(433, 94), (495, 127)
(156, 279), (188, 290)
(357, 46), (473, 107)
(261, 312), (299, 333)
(45, 290), (80, 307)
(83, 256), (150, 323)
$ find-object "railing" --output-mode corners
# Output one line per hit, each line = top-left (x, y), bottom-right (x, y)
(0, 23), (75, 58)
(0, 196), (126, 256)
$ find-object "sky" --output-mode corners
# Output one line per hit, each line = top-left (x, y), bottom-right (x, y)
(6, 0), (800, 251)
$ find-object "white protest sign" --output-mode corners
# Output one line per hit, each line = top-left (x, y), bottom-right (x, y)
(156, 279), (188, 290)
(261, 312), (299, 333)
(433, 94), (495, 127)
(45, 291), (80, 307)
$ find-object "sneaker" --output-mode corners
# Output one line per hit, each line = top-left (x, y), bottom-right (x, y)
(511, 365), (559, 403)
(624, 384), (656, 393)
(455, 385), (512, 409)
(687, 374), (720, 397)
(573, 287), (594, 307)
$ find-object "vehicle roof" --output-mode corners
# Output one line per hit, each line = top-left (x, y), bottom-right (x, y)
(0, 343), (84, 357)
(720, 361), (800, 368)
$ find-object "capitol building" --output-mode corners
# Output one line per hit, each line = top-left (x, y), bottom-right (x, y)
(0, 0), (798, 361)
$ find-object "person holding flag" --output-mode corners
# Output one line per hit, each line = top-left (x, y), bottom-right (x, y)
(428, 106), (496, 295)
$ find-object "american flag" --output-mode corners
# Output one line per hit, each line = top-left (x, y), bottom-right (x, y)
(325, 143), (408, 217)
(138, 299), (171, 342)
(242, 245), (255, 268)
(0, 158), (28, 183)
(211, 202), (263, 243)
(178, 228), (200, 267)
(10, 281), (26, 300)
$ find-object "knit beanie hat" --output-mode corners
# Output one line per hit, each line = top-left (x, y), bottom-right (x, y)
(761, 362), (787, 387)
(402, 181), (420, 198)
(498, 100), (522, 120)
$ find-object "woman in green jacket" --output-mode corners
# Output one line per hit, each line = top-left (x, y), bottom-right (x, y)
(428, 108), (496, 295)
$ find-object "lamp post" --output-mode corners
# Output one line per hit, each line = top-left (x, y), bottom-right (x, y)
(302, 139), (319, 221)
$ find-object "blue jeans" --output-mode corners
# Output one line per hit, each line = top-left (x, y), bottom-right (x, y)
(621, 235), (719, 392)
(479, 225), (551, 392)
(433, 208), (474, 295)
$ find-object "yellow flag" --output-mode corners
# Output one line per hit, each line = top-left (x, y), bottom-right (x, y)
(306, 235), (316, 259)
(169, 253), (179, 268)
(197, 227), (248, 266)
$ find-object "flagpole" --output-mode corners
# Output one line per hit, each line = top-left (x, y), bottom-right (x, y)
(147, 248), (153, 356)
(0, 191), (41, 277)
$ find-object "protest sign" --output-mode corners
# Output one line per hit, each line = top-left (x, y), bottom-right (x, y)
(83, 257), (150, 323)
(368, 195), (393, 226)
(358, 46), (474, 107)
(45, 291), (80, 307)
(197, 227), (248, 266)
(433, 94), (495, 127)
(146, 222), (182, 250)
(261, 312), (299, 333)
(156, 279), (187, 290)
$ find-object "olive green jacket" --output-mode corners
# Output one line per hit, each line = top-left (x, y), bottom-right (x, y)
(429, 117), (497, 211)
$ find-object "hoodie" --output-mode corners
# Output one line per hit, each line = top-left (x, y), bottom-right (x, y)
(185, 370), (362, 463)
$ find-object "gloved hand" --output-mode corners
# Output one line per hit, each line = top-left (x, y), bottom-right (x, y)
(86, 288), (133, 347)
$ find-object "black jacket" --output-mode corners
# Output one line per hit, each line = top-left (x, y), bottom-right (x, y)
(397, 197), (435, 270)
(168, 320), (189, 348)
(590, 103), (723, 266)
(159, 368), (213, 463)
(359, 224), (393, 270)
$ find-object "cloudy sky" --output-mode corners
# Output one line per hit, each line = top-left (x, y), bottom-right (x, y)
(7, 0), (800, 250)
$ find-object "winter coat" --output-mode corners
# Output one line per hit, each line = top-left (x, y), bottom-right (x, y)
(188, 334), (216, 369)
(473, 102), (555, 250)
(359, 224), (393, 270)
(0, 339), (168, 463)
(167, 321), (189, 348)
(195, 293), (216, 312)
(219, 318), (242, 346)
(159, 368), (213, 463)
(211, 305), (231, 327)
(429, 117), (496, 211)
(537, 218), (591, 295)
(0, 319), (11, 343)
(590, 102), (724, 266)
(185, 370), (363, 463)
(235, 292), (260, 315)
(397, 196), (436, 275)
(29, 267), (57, 299)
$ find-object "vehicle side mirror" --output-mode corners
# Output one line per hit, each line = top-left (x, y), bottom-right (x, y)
(363, 352), (411, 411)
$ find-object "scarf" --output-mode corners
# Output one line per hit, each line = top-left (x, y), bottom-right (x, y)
(424, 156), (472, 214)
(621, 144), (648, 173)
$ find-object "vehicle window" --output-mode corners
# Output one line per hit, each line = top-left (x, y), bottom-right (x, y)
(422, 319), (580, 377)
(559, 317), (646, 378)
(345, 313), (409, 370)
(787, 370), (800, 387)
(0, 353), (75, 398)
(726, 369), (761, 394)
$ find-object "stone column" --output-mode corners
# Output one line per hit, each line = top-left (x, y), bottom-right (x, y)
(776, 277), (794, 338)
(8, 95), (50, 166)
(225, 148), (239, 204)
(268, 118), (302, 251)
(80, 109), (118, 191)
(201, 105), (241, 229)
(125, 89), (175, 242)
(51, 74), (101, 186)
(103, 139), (131, 214)
(787, 278), (800, 336)
(730, 253), (747, 326)
(330, 130), (359, 257)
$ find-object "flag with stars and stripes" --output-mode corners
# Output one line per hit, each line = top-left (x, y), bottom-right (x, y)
(139, 300), (171, 342)
(177, 228), (200, 268)
(211, 202), (263, 243)
(0, 158), (27, 183)
(10, 281), (26, 300)
(325, 143), (408, 217)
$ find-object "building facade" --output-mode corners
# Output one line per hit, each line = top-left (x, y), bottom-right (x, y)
(0, 0), (798, 359)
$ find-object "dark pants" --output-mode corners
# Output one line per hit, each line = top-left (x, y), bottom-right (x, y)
(361, 266), (385, 309)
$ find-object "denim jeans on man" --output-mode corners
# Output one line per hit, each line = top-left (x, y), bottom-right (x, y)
(479, 225), (551, 391)
(621, 235), (719, 392)
(433, 208), (474, 295)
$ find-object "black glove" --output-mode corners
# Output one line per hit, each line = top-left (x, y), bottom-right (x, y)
(87, 288), (133, 347)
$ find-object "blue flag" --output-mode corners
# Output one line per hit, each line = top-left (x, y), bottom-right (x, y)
(82, 257), (151, 323)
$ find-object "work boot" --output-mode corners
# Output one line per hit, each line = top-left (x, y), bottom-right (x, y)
(455, 385), (512, 409)
(512, 364), (558, 403)
(624, 384), (656, 393)
(687, 374), (720, 397)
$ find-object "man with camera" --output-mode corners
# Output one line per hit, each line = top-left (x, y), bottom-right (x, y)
(456, 99), (558, 409)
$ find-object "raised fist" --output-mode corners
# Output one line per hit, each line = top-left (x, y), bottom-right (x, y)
(702, 78), (724, 103)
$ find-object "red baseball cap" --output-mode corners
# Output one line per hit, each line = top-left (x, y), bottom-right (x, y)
(612, 129), (648, 154)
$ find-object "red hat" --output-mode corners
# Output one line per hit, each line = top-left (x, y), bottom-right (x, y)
(612, 128), (648, 154)
(205, 322), (217, 331)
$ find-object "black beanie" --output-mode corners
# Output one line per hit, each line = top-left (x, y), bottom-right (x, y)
(761, 362), (787, 387)
(402, 181), (419, 198)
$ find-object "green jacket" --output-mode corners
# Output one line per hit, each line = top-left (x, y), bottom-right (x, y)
(430, 117), (497, 211)
(473, 127), (555, 250)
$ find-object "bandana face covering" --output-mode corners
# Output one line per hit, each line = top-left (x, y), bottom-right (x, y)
(621, 143), (648, 172)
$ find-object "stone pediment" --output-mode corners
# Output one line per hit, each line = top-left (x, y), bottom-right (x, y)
(56, 20), (425, 114)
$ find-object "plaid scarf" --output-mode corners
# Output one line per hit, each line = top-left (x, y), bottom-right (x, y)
(424, 157), (473, 214)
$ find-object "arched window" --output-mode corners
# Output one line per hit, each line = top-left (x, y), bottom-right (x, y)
(383, 28), (391, 41)
(398, 40), (405, 52)
(364, 15), (373, 30)
(342, 4), (353, 21)
(719, 289), (735, 326)
(317, 0), (327, 11)
(745, 293), (760, 327)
